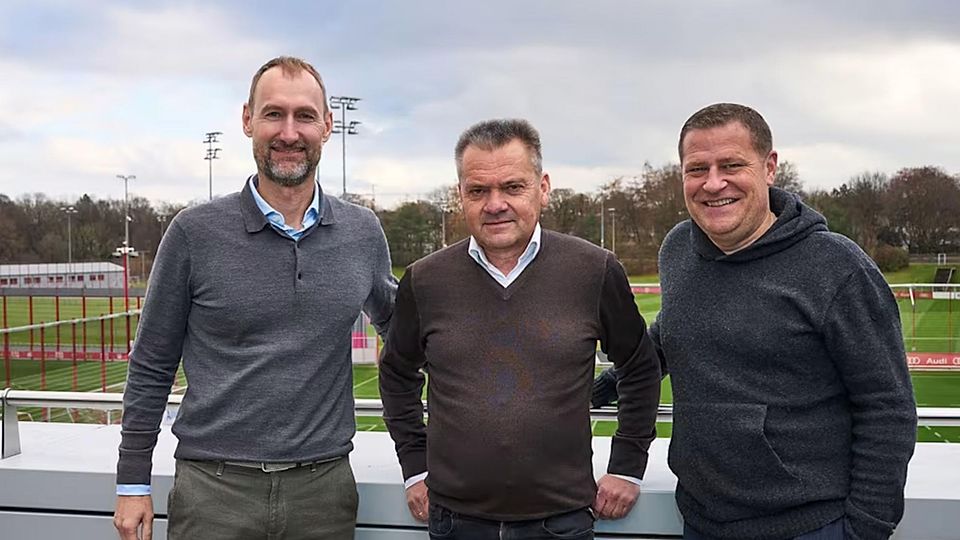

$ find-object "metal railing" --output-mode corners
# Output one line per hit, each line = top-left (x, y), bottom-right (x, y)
(4, 389), (959, 460)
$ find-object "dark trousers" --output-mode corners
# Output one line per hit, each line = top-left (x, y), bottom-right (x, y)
(428, 502), (595, 540)
(166, 457), (358, 540)
(683, 518), (845, 540)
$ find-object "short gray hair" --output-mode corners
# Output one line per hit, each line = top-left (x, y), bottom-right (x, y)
(679, 103), (772, 161)
(455, 119), (543, 179)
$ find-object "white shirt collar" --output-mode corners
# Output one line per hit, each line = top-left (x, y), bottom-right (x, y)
(468, 223), (542, 287)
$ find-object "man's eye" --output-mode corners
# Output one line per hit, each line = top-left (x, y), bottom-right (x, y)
(722, 163), (745, 170)
(298, 113), (316, 122)
(505, 184), (524, 193)
(685, 166), (708, 175)
(264, 111), (281, 119)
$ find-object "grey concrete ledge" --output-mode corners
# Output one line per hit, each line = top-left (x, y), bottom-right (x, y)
(0, 424), (957, 539)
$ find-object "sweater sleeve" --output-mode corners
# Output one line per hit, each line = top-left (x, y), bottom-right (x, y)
(362, 215), (397, 340)
(117, 220), (192, 485)
(822, 267), (917, 540)
(378, 269), (428, 481)
(599, 253), (662, 479)
(647, 315), (668, 378)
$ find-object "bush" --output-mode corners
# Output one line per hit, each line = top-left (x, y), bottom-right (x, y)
(873, 244), (909, 272)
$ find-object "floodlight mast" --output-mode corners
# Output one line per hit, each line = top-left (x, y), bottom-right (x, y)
(329, 96), (361, 196)
(203, 131), (222, 201)
(59, 206), (78, 274)
(116, 174), (135, 316)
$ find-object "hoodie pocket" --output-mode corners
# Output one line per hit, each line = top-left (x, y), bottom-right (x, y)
(668, 402), (805, 523)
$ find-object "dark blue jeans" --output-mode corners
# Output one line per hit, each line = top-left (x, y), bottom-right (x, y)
(683, 518), (844, 540)
(428, 503), (594, 540)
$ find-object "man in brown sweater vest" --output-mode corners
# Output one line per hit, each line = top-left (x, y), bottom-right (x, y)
(379, 119), (662, 539)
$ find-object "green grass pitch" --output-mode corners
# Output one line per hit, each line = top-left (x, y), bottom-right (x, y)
(2, 296), (142, 348)
(8, 360), (949, 441)
(3, 289), (959, 441)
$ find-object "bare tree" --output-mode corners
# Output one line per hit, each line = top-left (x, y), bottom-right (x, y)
(887, 166), (960, 253)
(773, 160), (804, 196)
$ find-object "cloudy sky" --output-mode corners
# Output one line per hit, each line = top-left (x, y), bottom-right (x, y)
(2, 0), (958, 208)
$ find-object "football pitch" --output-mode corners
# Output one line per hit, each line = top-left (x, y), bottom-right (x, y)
(2, 292), (957, 353)
(1, 296), (142, 347)
(4, 359), (958, 443)
(3, 289), (958, 441)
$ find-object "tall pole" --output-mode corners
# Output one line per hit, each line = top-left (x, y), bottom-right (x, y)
(204, 132), (222, 201)
(599, 200), (605, 249)
(139, 250), (149, 282)
(60, 206), (78, 275)
(608, 207), (617, 256)
(329, 96), (361, 196)
(340, 105), (345, 194)
(117, 175), (135, 312)
(440, 204), (447, 248)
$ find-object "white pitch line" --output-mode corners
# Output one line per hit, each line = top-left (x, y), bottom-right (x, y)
(352, 372), (379, 391)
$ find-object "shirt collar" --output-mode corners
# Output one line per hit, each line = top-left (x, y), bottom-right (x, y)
(249, 176), (321, 232)
(468, 223), (542, 276)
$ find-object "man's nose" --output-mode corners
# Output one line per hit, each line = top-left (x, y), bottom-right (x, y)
(703, 166), (727, 192)
(483, 189), (508, 214)
(277, 116), (299, 143)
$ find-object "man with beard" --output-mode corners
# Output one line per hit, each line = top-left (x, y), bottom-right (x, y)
(113, 56), (396, 540)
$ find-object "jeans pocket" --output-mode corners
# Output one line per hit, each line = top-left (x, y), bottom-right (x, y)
(428, 503), (455, 538)
(541, 508), (595, 538)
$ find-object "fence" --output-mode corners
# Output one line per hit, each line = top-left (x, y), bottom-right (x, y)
(891, 284), (959, 365)
(0, 293), (380, 389)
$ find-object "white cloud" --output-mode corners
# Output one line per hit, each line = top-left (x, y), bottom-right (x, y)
(776, 41), (960, 138)
(778, 142), (896, 191)
(2, 1), (959, 208)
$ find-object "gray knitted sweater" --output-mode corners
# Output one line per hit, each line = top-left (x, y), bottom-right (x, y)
(117, 180), (396, 485)
(653, 188), (916, 540)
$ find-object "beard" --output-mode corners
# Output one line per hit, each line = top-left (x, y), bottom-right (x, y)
(254, 140), (321, 187)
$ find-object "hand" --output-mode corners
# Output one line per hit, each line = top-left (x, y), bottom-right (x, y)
(114, 495), (154, 540)
(406, 479), (430, 523)
(592, 474), (640, 520)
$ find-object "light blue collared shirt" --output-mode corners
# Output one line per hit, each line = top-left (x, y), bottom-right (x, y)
(117, 177), (323, 497)
(250, 176), (321, 240)
(467, 223), (542, 287)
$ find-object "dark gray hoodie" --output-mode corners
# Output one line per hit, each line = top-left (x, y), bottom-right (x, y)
(653, 187), (916, 539)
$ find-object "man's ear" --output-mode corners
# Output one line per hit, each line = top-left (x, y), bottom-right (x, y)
(321, 109), (333, 143)
(540, 172), (551, 206)
(765, 150), (778, 186)
(242, 103), (253, 138)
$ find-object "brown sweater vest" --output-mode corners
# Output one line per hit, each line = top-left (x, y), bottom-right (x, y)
(379, 230), (661, 520)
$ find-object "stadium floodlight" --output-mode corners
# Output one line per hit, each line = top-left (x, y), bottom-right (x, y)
(116, 175), (135, 315)
(203, 132), (223, 201)
(599, 200), (605, 249)
(608, 207), (617, 256)
(157, 214), (168, 239)
(59, 206), (78, 273)
(329, 96), (361, 196)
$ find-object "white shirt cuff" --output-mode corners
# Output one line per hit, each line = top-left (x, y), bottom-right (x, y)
(404, 472), (428, 489)
(610, 474), (642, 486)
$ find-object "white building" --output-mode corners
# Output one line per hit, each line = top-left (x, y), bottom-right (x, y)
(0, 262), (126, 289)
